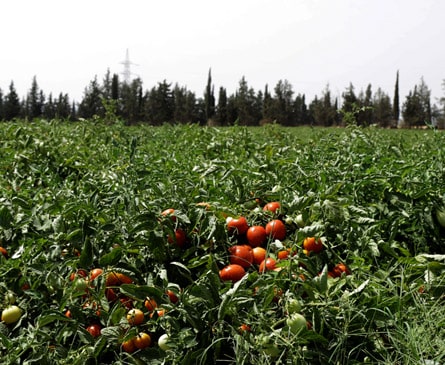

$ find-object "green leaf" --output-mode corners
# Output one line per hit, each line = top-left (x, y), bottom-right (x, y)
(79, 237), (93, 268)
(119, 284), (163, 302)
(99, 248), (122, 266)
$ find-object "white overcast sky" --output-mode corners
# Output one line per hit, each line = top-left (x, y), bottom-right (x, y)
(1, 0), (444, 105)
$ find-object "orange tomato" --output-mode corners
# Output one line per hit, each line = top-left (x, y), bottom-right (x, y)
(134, 332), (152, 349)
(331, 263), (350, 277)
(265, 220), (286, 240)
(277, 249), (289, 260)
(229, 245), (253, 268)
(90, 268), (103, 281)
(106, 271), (133, 286)
(263, 202), (281, 214)
(252, 247), (267, 265)
(122, 338), (137, 353)
(259, 258), (277, 273)
(303, 237), (323, 253)
(239, 324), (251, 333)
(0, 246), (8, 258)
(219, 264), (246, 283)
(161, 208), (176, 221)
(166, 289), (179, 304)
(227, 217), (249, 235)
(126, 308), (144, 326)
(144, 297), (158, 311)
(246, 226), (267, 247)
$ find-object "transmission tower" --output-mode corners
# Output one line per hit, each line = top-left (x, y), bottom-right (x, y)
(120, 49), (138, 84)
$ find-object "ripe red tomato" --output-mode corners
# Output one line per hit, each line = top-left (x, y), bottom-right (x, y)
(252, 246), (267, 265)
(246, 226), (267, 247)
(259, 258), (277, 273)
(265, 220), (286, 240)
(263, 202), (281, 214)
(219, 264), (246, 283)
(0, 246), (8, 258)
(303, 237), (323, 253)
(86, 324), (101, 338)
(168, 228), (187, 247)
(69, 269), (88, 281)
(229, 245), (253, 268)
(227, 217), (249, 235)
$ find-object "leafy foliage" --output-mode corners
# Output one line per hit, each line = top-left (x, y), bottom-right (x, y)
(0, 120), (444, 364)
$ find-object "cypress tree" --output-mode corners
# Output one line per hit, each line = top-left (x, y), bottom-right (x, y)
(393, 70), (400, 125)
(204, 68), (215, 123)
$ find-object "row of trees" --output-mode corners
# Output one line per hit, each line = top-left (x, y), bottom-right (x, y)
(0, 69), (443, 128)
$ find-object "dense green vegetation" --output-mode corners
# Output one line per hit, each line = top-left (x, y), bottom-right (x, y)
(0, 120), (444, 364)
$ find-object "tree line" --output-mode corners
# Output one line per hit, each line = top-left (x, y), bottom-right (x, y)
(0, 69), (443, 128)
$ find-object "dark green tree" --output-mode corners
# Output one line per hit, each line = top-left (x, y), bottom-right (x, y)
(27, 76), (44, 120)
(145, 80), (174, 125)
(78, 76), (103, 118)
(393, 70), (400, 124)
(272, 79), (294, 125)
(120, 78), (144, 124)
(173, 84), (197, 123)
(293, 94), (308, 125)
(402, 77), (431, 128)
(357, 84), (373, 126)
(44, 93), (56, 119)
(204, 68), (215, 123)
(0, 88), (4, 120)
(56, 93), (71, 119)
(111, 74), (119, 101)
(373, 87), (393, 128)
(102, 69), (112, 99)
(214, 87), (228, 126)
(4, 82), (21, 120)
(261, 84), (274, 123)
(235, 76), (260, 125)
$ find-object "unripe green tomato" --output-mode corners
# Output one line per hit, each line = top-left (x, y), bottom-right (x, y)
(286, 313), (307, 335)
(73, 278), (88, 292)
(286, 299), (302, 314)
(1, 305), (22, 324)
(5, 291), (16, 305)
(158, 333), (170, 351)
(436, 209), (445, 228)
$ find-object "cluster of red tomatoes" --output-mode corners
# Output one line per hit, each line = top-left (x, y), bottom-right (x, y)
(218, 201), (350, 284)
(66, 267), (176, 352)
(219, 202), (290, 283)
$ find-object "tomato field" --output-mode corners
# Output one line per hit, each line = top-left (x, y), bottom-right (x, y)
(1, 120), (445, 364)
